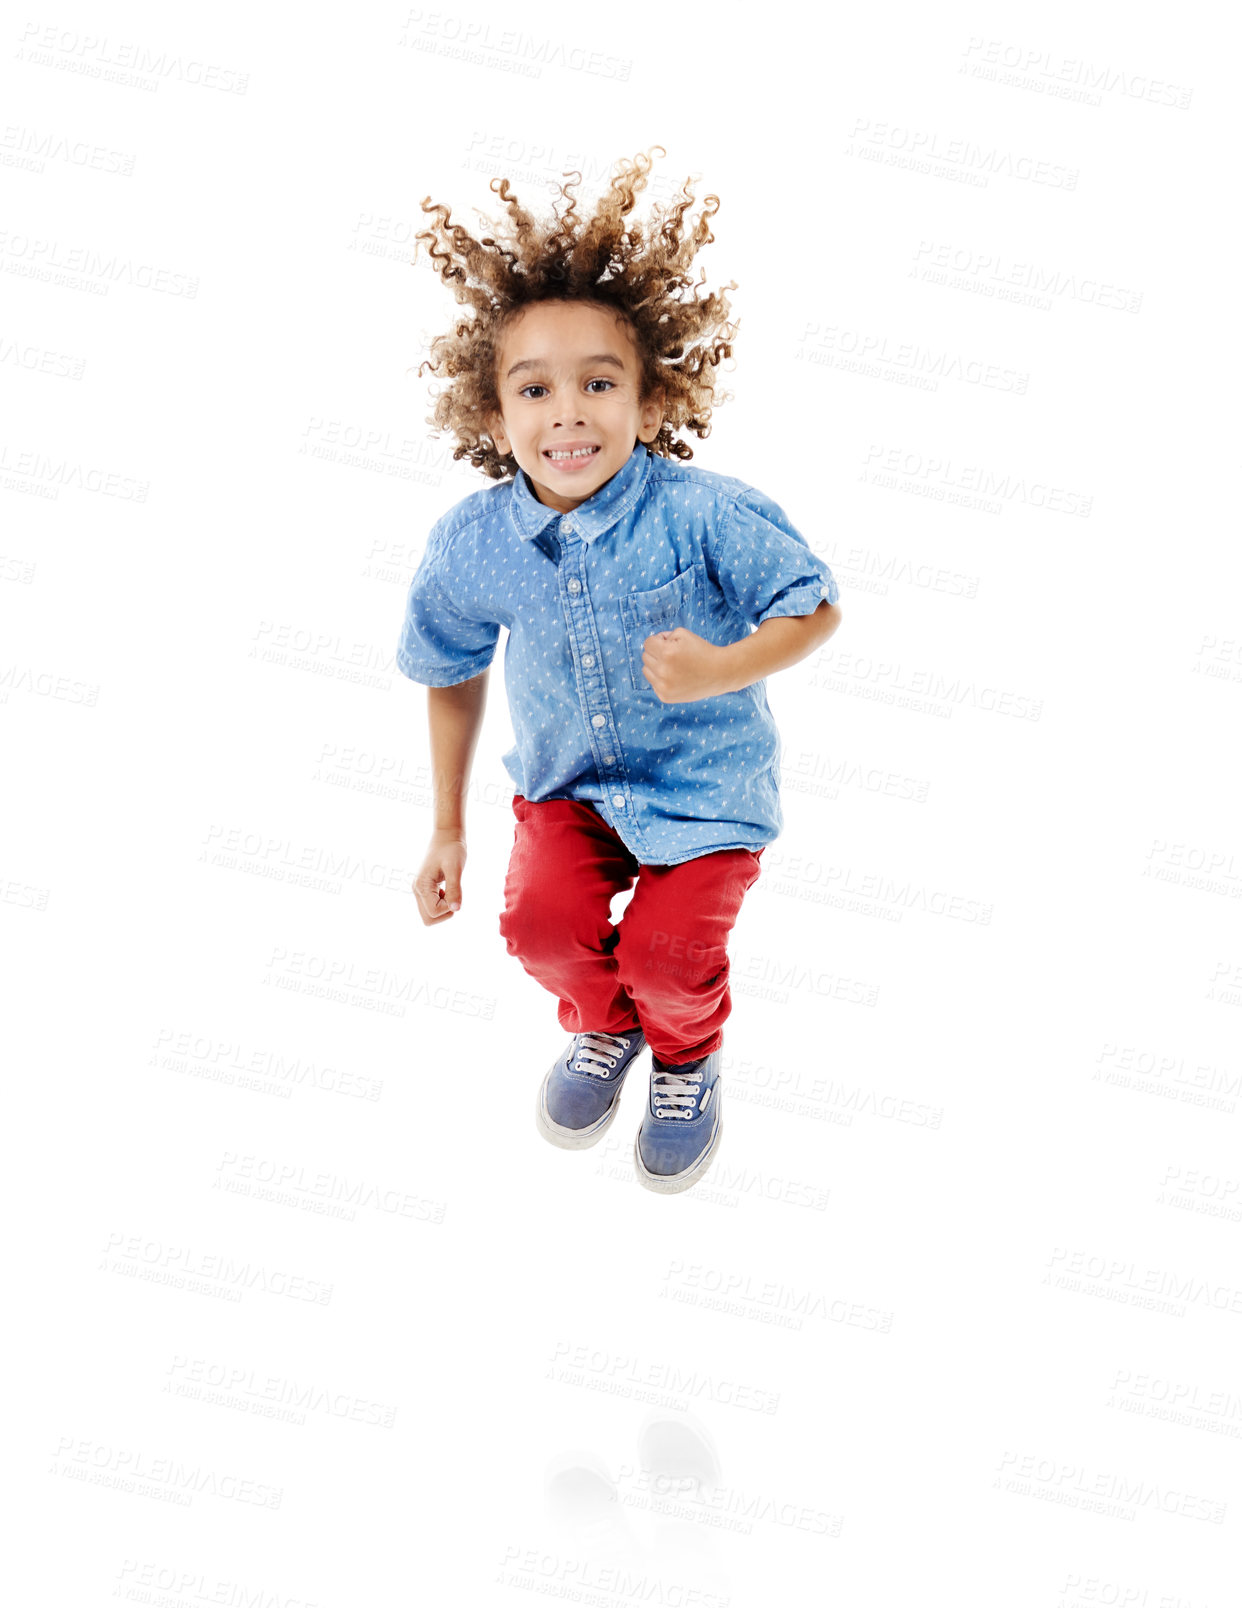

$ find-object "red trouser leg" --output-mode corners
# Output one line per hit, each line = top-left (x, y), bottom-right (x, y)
(498, 794), (644, 1039)
(498, 793), (764, 1063)
(612, 842), (764, 1065)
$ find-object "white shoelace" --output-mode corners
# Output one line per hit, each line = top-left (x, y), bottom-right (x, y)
(572, 1031), (633, 1076)
(651, 1068), (703, 1120)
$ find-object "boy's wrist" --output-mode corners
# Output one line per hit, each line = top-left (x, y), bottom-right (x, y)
(713, 640), (748, 696)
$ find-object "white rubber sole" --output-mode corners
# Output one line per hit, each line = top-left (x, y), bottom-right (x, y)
(633, 1112), (723, 1194)
(536, 1069), (625, 1150)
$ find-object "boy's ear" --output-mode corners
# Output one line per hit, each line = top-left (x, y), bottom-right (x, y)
(638, 386), (665, 443)
(486, 413), (511, 455)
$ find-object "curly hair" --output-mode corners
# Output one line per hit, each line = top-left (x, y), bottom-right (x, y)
(411, 145), (738, 481)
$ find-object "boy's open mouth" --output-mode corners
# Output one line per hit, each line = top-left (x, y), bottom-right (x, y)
(543, 444), (601, 468)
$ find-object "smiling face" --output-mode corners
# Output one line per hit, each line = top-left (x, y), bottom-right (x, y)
(486, 300), (665, 514)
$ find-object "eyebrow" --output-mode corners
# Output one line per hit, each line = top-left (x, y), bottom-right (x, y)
(505, 353), (627, 380)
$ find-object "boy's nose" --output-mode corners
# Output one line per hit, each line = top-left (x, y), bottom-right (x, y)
(551, 392), (587, 427)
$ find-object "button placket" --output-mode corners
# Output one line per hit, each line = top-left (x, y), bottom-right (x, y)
(558, 531), (635, 821)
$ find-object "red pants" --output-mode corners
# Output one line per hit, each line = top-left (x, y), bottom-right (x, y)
(498, 793), (765, 1065)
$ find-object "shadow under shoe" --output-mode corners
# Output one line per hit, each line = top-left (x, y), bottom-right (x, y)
(537, 1028), (648, 1150)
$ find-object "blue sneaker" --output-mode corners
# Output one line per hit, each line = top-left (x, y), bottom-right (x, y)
(537, 1028), (648, 1149)
(634, 1049), (723, 1193)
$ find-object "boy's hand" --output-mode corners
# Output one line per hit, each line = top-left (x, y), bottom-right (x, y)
(413, 829), (467, 926)
(640, 628), (729, 703)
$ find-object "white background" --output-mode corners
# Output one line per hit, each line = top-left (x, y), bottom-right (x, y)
(4, 2), (1239, 1604)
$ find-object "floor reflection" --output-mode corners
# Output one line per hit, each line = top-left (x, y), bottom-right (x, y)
(544, 1409), (732, 1595)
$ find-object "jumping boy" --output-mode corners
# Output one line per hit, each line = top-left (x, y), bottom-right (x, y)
(398, 147), (842, 1194)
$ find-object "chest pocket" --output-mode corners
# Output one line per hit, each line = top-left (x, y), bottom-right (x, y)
(619, 565), (699, 694)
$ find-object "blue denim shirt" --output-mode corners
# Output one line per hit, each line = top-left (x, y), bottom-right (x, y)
(397, 441), (839, 866)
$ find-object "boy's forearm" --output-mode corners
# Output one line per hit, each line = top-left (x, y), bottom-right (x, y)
(427, 671), (489, 832)
(717, 600), (841, 694)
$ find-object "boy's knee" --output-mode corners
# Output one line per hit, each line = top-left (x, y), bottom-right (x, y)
(498, 887), (588, 954)
(621, 922), (712, 966)
(617, 927), (722, 991)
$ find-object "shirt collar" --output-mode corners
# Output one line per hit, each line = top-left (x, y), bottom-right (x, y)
(508, 441), (653, 544)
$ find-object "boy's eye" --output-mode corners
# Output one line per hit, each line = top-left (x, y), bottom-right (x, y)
(517, 378), (616, 399)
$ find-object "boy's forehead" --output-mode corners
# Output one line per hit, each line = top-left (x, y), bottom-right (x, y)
(499, 301), (637, 365)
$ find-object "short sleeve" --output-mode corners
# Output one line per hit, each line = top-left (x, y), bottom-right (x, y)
(396, 535), (500, 688)
(709, 487), (839, 628)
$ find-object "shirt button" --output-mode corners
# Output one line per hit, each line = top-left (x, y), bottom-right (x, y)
(582, 654), (595, 668)
(567, 578), (581, 594)
(601, 752), (613, 764)
(613, 794), (626, 808)
(562, 518), (574, 533)
(591, 714), (606, 728)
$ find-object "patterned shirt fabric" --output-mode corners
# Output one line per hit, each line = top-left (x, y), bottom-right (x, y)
(396, 441), (839, 867)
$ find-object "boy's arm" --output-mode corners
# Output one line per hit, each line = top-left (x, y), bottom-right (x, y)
(716, 599), (841, 694)
(427, 670), (489, 833)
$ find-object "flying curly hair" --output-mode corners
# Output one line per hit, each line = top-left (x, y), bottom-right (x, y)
(412, 145), (739, 481)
